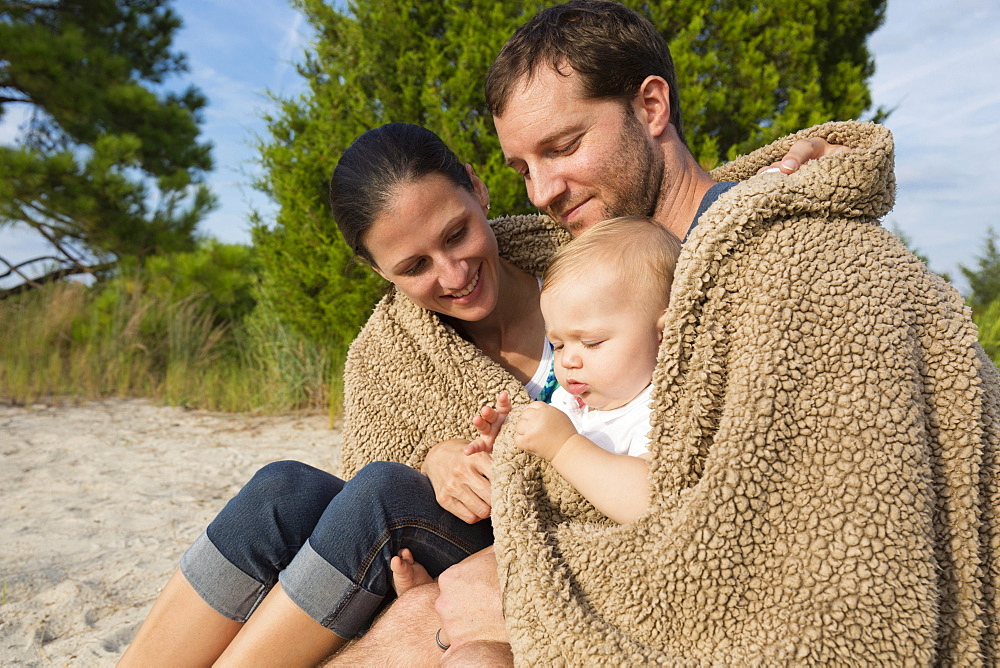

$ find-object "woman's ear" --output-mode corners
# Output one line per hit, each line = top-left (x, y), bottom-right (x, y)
(466, 163), (491, 213)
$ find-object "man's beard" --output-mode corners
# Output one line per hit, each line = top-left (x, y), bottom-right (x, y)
(551, 107), (665, 236)
(603, 109), (664, 221)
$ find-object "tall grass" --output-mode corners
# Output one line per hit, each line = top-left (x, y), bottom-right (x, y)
(0, 276), (336, 414)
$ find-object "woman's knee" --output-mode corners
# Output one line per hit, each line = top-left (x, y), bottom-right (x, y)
(242, 460), (320, 500)
(349, 461), (429, 502)
(210, 461), (342, 547)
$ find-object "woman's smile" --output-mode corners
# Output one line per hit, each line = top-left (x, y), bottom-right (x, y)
(446, 267), (481, 301)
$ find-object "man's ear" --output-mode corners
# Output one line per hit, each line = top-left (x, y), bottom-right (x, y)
(633, 75), (671, 139)
(466, 163), (491, 213)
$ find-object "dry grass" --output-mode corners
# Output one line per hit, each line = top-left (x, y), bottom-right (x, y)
(0, 280), (335, 414)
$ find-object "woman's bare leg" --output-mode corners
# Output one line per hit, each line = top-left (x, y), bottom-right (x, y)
(214, 583), (347, 667)
(118, 569), (242, 667)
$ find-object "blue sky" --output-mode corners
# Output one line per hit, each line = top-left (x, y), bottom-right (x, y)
(2, 0), (999, 293)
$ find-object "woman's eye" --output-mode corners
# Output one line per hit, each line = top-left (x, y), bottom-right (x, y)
(402, 260), (426, 276)
(447, 227), (467, 244)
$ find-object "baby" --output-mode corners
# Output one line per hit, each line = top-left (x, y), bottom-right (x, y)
(391, 216), (680, 592)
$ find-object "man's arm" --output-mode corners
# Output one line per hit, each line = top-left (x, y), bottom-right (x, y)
(321, 582), (443, 666)
(435, 547), (509, 650)
(324, 548), (512, 666)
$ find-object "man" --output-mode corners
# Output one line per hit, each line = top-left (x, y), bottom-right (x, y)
(333, 1), (999, 664)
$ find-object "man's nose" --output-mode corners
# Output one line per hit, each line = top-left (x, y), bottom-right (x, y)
(527, 162), (566, 211)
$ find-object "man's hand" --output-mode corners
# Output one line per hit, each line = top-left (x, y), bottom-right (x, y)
(465, 391), (513, 455)
(422, 439), (492, 523)
(514, 401), (577, 462)
(435, 547), (508, 651)
(757, 137), (850, 175)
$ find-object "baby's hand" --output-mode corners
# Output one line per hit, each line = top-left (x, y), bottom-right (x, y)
(465, 391), (512, 455)
(390, 548), (433, 595)
(514, 401), (577, 462)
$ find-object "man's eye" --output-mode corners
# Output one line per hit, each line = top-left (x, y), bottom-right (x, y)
(553, 137), (580, 155)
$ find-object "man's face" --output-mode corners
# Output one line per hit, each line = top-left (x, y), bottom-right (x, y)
(494, 66), (663, 237)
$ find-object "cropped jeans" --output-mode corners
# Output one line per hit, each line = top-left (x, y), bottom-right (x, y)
(179, 460), (494, 639)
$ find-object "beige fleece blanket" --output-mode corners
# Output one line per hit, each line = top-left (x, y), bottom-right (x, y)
(339, 122), (998, 664)
(490, 121), (999, 665)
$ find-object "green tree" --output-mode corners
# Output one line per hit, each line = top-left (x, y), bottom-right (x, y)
(0, 0), (215, 298)
(889, 221), (952, 284)
(255, 0), (886, 350)
(960, 226), (1000, 314)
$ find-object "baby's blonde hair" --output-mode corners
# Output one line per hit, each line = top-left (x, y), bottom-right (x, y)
(542, 216), (681, 313)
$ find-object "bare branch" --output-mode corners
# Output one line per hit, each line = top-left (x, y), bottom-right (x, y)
(0, 254), (68, 281)
(0, 260), (117, 300)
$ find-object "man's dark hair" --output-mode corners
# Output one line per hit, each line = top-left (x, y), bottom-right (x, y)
(484, 0), (685, 144)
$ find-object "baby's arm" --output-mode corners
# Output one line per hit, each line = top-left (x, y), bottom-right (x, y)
(515, 402), (650, 524)
(390, 548), (433, 595)
(464, 391), (512, 455)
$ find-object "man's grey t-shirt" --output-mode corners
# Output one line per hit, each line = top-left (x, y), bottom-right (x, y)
(682, 181), (738, 244)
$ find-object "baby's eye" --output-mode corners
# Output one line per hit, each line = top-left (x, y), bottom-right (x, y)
(582, 341), (604, 349)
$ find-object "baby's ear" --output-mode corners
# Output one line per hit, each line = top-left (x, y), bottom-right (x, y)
(656, 309), (668, 343)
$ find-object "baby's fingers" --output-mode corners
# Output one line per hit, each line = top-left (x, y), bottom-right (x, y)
(465, 437), (492, 455)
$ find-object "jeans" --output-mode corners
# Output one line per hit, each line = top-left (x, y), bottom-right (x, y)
(179, 460), (494, 639)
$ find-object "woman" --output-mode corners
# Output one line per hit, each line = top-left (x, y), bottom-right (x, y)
(119, 123), (563, 666)
(120, 123), (825, 666)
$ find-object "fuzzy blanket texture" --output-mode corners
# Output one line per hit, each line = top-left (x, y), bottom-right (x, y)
(341, 121), (999, 665)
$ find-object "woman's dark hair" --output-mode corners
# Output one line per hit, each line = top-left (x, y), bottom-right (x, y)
(329, 123), (474, 266)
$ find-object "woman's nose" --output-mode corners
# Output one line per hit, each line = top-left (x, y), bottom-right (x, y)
(441, 258), (469, 291)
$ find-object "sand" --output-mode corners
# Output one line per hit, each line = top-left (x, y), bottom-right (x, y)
(0, 398), (340, 666)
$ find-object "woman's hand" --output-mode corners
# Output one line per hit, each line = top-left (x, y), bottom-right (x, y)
(422, 439), (492, 523)
(757, 137), (851, 175)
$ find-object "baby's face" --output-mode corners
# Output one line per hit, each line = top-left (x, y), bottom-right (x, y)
(541, 267), (664, 411)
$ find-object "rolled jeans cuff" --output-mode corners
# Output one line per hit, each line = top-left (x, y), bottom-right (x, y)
(279, 539), (383, 639)
(180, 531), (269, 622)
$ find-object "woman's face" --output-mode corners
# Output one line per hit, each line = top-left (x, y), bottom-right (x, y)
(365, 171), (500, 322)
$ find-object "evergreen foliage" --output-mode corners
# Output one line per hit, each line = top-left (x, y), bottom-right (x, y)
(0, 0), (215, 297)
(889, 221), (952, 284)
(961, 226), (1000, 315)
(255, 0), (887, 351)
